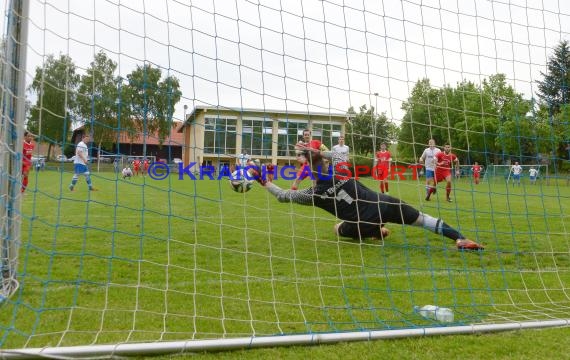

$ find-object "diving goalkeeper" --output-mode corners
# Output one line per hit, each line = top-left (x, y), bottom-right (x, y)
(248, 146), (484, 251)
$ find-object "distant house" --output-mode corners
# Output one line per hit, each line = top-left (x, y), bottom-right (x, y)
(178, 106), (350, 168)
(34, 142), (63, 159)
(71, 123), (184, 162)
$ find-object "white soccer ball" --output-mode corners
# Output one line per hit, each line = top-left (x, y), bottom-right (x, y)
(229, 169), (254, 193)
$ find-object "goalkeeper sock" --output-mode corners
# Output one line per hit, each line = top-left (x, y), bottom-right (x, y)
(419, 213), (464, 241)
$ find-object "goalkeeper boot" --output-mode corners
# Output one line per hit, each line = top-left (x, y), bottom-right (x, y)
(456, 239), (484, 251)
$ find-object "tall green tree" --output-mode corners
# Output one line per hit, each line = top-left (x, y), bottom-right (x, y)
(534, 102), (570, 166)
(76, 51), (127, 153)
(484, 74), (534, 162)
(536, 40), (570, 168)
(398, 75), (535, 165)
(397, 79), (446, 161)
(454, 74), (532, 164)
(536, 40), (570, 115)
(123, 64), (181, 152)
(345, 104), (393, 158)
(28, 54), (79, 159)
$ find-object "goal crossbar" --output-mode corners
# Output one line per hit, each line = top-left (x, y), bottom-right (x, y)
(1, 320), (568, 359)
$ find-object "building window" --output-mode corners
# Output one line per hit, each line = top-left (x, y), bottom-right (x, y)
(204, 117), (237, 154)
(277, 120), (308, 156)
(241, 118), (272, 156)
(313, 122), (342, 149)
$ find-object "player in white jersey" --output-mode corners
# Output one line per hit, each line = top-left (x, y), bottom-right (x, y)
(69, 133), (97, 191)
(528, 166), (538, 185)
(419, 139), (441, 200)
(331, 135), (350, 166)
(510, 161), (523, 186)
(237, 149), (250, 169)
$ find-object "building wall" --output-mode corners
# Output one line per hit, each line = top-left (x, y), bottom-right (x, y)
(111, 143), (182, 161)
(186, 111), (205, 166)
(71, 124), (185, 162)
(182, 108), (346, 169)
(35, 143), (63, 159)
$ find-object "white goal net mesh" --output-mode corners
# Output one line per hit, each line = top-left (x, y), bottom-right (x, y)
(1, 0), (570, 356)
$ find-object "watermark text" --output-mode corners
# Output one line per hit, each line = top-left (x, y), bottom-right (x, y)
(147, 162), (423, 181)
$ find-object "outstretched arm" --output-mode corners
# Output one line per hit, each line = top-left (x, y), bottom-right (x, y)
(265, 182), (315, 205)
(290, 178), (301, 190)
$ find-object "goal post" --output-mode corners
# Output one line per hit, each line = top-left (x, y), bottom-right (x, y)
(0, 0), (30, 303)
(2, 0), (570, 357)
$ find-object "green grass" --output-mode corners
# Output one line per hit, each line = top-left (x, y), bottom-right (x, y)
(1, 168), (569, 358)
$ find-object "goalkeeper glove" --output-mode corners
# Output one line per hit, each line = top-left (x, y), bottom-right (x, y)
(246, 164), (266, 186)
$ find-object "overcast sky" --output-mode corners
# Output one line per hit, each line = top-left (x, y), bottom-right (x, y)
(4, 0), (570, 123)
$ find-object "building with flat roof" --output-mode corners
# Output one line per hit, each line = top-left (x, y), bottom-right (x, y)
(178, 106), (350, 168)
(71, 123), (184, 162)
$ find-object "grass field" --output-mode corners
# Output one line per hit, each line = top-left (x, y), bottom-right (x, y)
(1, 165), (569, 357)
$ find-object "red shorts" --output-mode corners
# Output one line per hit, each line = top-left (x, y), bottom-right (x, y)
(435, 170), (451, 183)
(374, 165), (389, 180)
(22, 163), (31, 174)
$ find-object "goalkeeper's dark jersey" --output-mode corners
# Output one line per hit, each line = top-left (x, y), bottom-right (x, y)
(266, 177), (419, 226)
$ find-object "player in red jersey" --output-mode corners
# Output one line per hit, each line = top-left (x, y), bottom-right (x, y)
(21, 131), (35, 193)
(291, 141), (312, 190)
(291, 129), (329, 190)
(471, 161), (482, 185)
(375, 143), (392, 194)
(301, 128), (329, 153)
(429, 144), (459, 202)
(143, 158), (150, 176)
(132, 159), (141, 176)
(265, 162), (275, 182)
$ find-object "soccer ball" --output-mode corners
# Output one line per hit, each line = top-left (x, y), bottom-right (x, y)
(229, 169), (254, 193)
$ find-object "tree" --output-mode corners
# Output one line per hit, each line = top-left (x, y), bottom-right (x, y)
(76, 51), (128, 153)
(123, 64), (181, 154)
(483, 74), (534, 163)
(536, 40), (570, 115)
(398, 75), (535, 165)
(536, 40), (570, 170)
(535, 102), (570, 168)
(28, 54), (79, 159)
(345, 105), (392, 158)
(397, 79), (446, 161)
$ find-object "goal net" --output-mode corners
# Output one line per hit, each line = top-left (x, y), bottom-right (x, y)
(1, 0), (570, 357)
